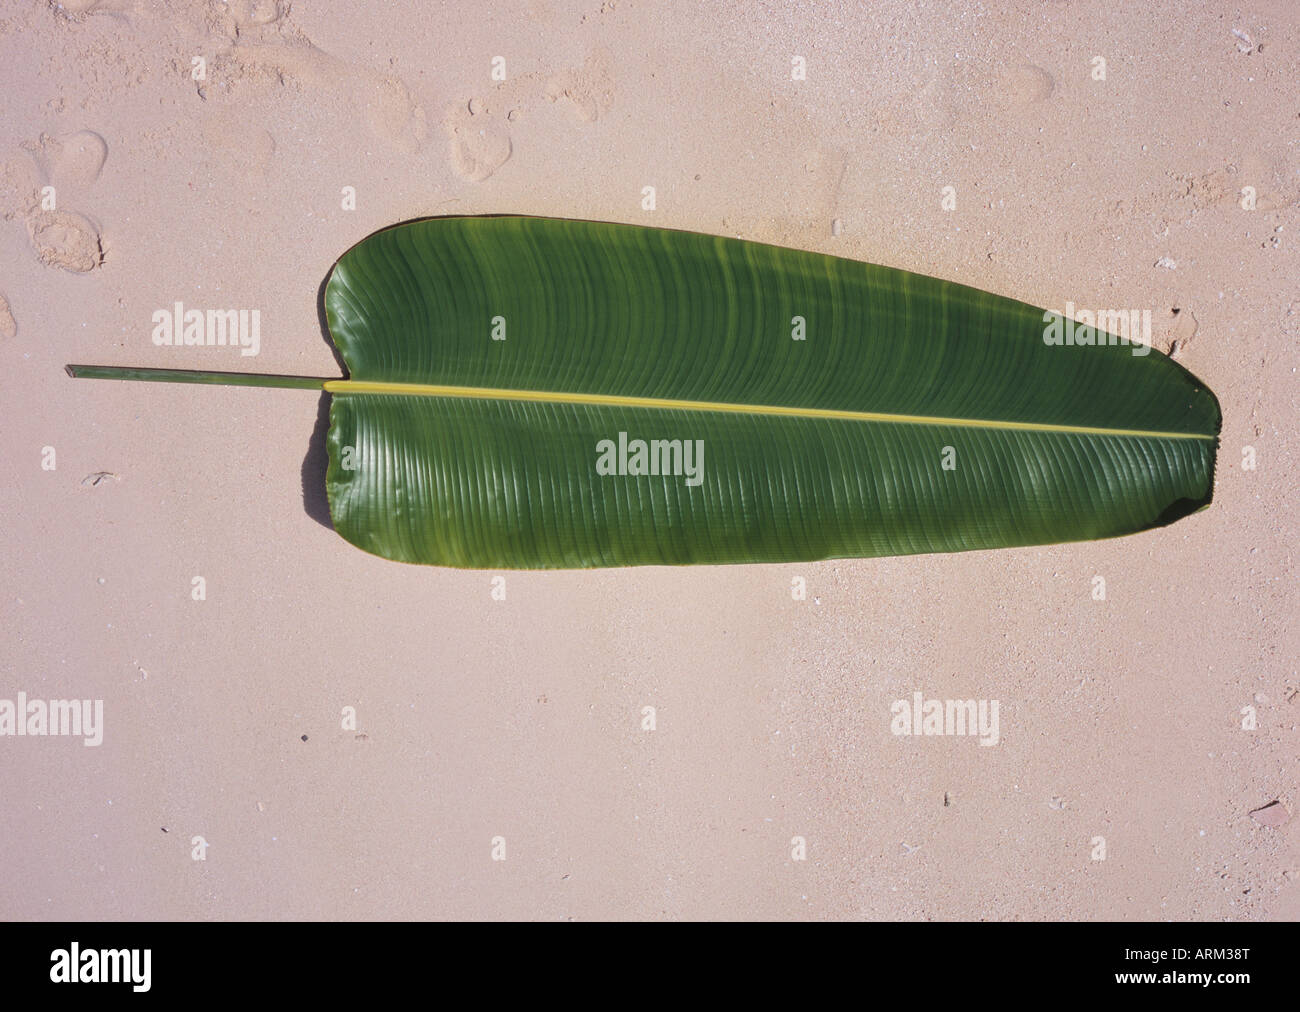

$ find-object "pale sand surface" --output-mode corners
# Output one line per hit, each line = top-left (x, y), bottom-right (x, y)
(0, 0), (1296, 919)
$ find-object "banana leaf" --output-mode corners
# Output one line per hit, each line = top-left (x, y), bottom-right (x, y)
(67, 215), (1220, 569)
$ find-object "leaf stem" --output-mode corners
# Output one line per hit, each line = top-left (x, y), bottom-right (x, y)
(65, 365), (333, 390)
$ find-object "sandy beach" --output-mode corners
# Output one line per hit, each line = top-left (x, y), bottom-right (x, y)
(1, 0), (1296, 920)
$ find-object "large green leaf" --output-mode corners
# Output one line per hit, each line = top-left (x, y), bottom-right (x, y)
(69, 215), (1220, 569)
(320, 216), (1218, 568)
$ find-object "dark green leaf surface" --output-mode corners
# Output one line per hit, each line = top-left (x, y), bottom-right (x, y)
(323, 216), (1219, 568)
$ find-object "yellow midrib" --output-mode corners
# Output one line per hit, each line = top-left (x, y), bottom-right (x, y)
(322, 379), (1216, 441)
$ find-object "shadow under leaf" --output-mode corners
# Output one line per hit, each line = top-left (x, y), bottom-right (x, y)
(301, 269), (346, 530)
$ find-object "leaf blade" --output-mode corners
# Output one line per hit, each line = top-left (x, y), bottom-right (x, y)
(323, 216), (1219, 568)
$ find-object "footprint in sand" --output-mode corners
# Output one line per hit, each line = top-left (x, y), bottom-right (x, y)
(1157, 307), (1199, 358)
(27, 210), (104, 273)
(909, 75), (960, 132)
(1111, 156), (1293, 236)
(443, 99), (513, 182)
(9, 130), (109, 273)
(995, 63), (1055, 108)
(218, 44), (429, 151)
(442, 49), (613, 182)
(208, 6), (428, 153)
(26, 130), (108, 188)
(544, 50), (615, 123)
(0, 292), (16, 338)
